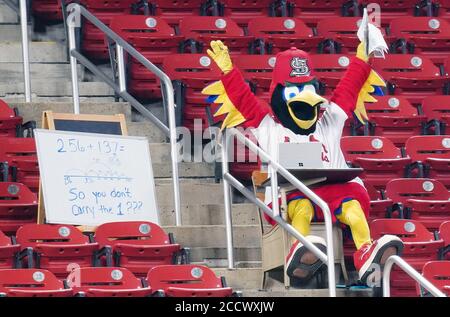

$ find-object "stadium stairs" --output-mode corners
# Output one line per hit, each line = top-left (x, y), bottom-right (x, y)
(0, 4), (374, 297)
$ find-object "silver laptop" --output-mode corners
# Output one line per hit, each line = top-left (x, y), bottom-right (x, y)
(278, 142), (324, 169)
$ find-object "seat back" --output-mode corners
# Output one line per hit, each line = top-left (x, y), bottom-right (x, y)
(367, 96), (419, 118)
(420, 261), (450, 296)
(146, 264), (232, 296)
(341, 136), (403, 161)
(385, 178), (450, 205)
(163, 53), (222, 83)
(370, 218), (435, 242)
(95, 221), (172, 247)
(109, 15), (179, 49)
(179, 16), (250, 53)
(0, 137), (37, 159)
(0, 269), (70, 297)
(439, 221), (450, 248)
(406, 136), (450, 162)
(248, 17), (319, 53)
(80, 0), (136, 11)
(390, 17), (450, 38)
(66, 267), (144, 294)
(371, 54), (442, 80)
(16, 224), (91, 247)
(0, 182), (37, 235)
(422, 95), (450, 123)
(222, 0), (273, 26)
(16, 224), (97, 277)
(309, 54), (352, 91)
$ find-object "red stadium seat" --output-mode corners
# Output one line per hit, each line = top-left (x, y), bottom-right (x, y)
(288, 0), (360, 27)
(365, 182), (394, 221)
(94, 221), (183, 277)
(146, 264), (235, 297)
(110, 15), (182, 99)
(341, 136), (411, 192)
(0, 100), (23, 138)
(179, 16), (253, 55)
(79, 0), (136, 59)
(0, 183), (37, 235)
(150, 0), (210, 26)
(366, 96), (426, 147)
(405, 136), (450, 188)
(163, 53), (222, 131)
(370, 218), (444, 297)
(0, 230), (20, 270)
(385, 178), (450, 231)
(439, 221), (450, 260)
(389, 17), (450, 65)
(220, 0), (274, 27)
(233, 54), (276, 102)
(0, 137), (39, 193)
(31, 0), (72, 22)
(16, 224), (102, 279)
(418, 261), (450, 296)
(371, 54), (446, 105)
(421, 96), (450, 134)
(247, 17), (320, 54)
(365, 0), (435, 26)
(309, 54), (353, 94)
(66, 267), (152, 297)
(0, 269), (73, 297)
(317, 17), (387, 54)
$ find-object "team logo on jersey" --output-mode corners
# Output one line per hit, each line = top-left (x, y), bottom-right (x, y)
(290, 57), (310, 77)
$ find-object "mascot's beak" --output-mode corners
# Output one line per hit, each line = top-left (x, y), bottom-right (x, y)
(286, 90), (327, 130)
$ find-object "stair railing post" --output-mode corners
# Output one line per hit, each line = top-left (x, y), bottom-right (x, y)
(67, 7), (80, 114)
(221, 131), (235, 269)
(19, 0), (31, 102)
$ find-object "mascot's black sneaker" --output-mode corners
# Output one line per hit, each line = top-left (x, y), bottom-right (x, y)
(286, 235), (327, 283)
(354, 235), (404, 286)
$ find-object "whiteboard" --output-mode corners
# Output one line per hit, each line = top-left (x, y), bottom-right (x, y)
(34, 129), (159, 226)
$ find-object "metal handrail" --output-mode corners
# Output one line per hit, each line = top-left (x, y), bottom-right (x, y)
(3, 0), (31, 102)
(65, 4), (182, 226)
(221, 128), (336, 297)
(383, 255), (446, 297)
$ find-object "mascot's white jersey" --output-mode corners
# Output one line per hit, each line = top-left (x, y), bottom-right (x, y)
(251, 101), (364, 205)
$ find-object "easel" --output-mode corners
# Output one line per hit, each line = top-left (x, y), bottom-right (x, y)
(37, 111), (128, 232)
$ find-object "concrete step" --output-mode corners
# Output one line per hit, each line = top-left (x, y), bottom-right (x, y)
(11, 102), (132, 124)
(128, 121), (166, 143)
(0, 81), (114, 97)
(153, 162), (214, 178)
(0, 24), (31, 41)
(156, 182), (225, 206)
(0, 4), (18, 24)
(0, 41), (67, 62)
(159, 203), (257, 226)
(214, 268), (375, 297)
(162, 225), (264, 248)
(185, 247), (261, 265)
(0, 63), (84, 84)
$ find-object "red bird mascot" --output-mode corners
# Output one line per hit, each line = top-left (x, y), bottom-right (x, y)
(202, 32), (404, 286)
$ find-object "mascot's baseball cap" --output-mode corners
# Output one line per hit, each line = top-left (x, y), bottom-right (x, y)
(269, 47), (316, 96)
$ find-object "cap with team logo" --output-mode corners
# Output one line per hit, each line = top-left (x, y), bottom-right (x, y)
(269, 47), (316, 96)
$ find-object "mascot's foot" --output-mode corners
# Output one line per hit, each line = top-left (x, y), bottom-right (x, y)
(354, 235), (404, 286)
(286, 235), (327, 283)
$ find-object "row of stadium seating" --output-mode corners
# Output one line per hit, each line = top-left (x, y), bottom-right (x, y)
(370, 219), (449, 296)
(31, 0), (450, 27)
(0, 222), (187, 278)
(0, 265), (236, 297)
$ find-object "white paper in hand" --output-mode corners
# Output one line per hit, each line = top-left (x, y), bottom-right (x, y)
(357, 9), (389, 58)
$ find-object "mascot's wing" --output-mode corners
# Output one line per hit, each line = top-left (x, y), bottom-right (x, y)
(202, 80), (246, 129)
(354, 69), (386, 124)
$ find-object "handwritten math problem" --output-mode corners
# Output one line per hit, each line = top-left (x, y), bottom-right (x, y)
(56, 138), (126, 154)
(35, 129), (159, 226)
